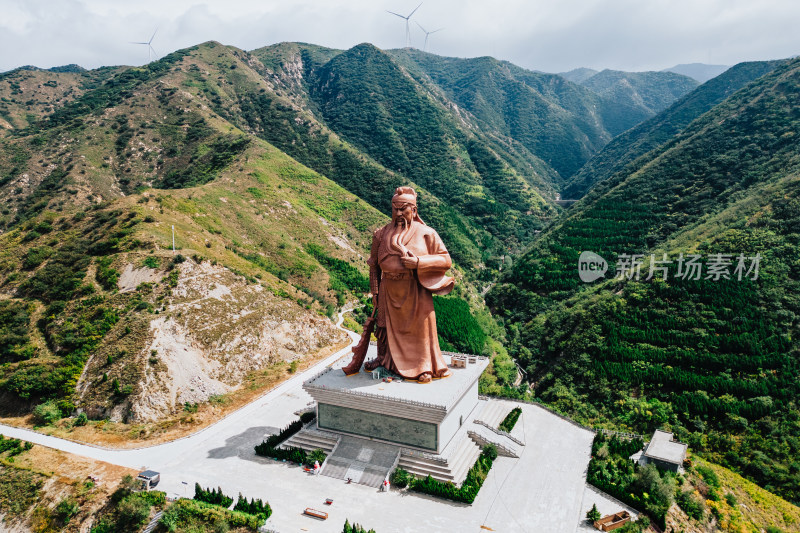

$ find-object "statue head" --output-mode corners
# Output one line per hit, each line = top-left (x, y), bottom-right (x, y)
(391, 186), (419, 228)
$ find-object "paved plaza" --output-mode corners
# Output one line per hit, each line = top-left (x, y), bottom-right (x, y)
(0, 317), (621, 532)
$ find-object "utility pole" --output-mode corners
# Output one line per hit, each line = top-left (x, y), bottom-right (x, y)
(172, 225), (175, 255)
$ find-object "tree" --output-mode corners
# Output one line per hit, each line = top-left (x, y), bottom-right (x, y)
(586, 503), (601, 522)
(32, 400), (61, 425)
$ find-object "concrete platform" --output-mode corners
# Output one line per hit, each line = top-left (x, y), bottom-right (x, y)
(304, 348), (489, 453)
(304, 349), (489, 410)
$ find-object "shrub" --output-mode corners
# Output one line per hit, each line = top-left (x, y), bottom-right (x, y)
(54, 497), (79, 524)
(164, 499), (262, 529)
(309, 448), (327, 465)
(586, 503), (601, 522)
(676, 489), (705, 520)
(95, 256), (119, 291)
(233, 493), (272, 520)
(194, 483), (233, 508)
(390, 467), (411, 488)
(22, 246), (54, 270)
(343, 520), (377, 533)
(482, 443), (498, 461)
(32, 400), (61, 425)
(74, 412), (88, 426)
(498, 407), (522, 433)
(115, 494), (151, 529)
(407, 445), (497, 503)
(695, 465), (720, 489)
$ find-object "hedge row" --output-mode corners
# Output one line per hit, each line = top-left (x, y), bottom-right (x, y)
(393, 444), (498, 504)
(498, 407), (522, 433)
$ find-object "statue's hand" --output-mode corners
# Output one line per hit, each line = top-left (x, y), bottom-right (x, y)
(400, 254), (419, 270)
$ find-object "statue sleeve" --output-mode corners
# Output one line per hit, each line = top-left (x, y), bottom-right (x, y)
(416, 231), (454, 295)
(417, 231), (452, 272)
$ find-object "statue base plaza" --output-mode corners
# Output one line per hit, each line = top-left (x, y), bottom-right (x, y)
(281, 347), (524, 487)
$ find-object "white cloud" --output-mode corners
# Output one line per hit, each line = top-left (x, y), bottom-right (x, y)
(1, 0), (798, 73)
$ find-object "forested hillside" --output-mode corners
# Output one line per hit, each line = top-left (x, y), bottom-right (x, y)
(2, 39), (579, 423)
(576, 69), (698, 135)
(0, 45), (386, 421)
(390, 50), (698, 179)
(489, 56), (800, 505)
(563, 59), (786, 199)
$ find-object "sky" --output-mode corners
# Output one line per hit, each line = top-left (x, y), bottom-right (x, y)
(1, 0), (799, 74)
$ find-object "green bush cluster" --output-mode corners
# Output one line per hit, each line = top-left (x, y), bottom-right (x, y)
(343, 519), (377, 533)
(498, 407), (522, 433)
(194, 483), (233, 507)
(95, 256), (119, 291)
(233, 493), (272, 520)
(253, 413), (324, 466)
(305, 243), (369, 294)
(159, 498), (263, 531)
(32, 400), (62, 425)
(0, 434), (32, 456)
(22, 246), (54, 270)
(586, 433), (673, 528)
(157, 131), (250, 189)
(403, 445), (497, 504)
(676, 489), (705, 520)
(0, 300), (35, 363)
(91, 491), (156, 533)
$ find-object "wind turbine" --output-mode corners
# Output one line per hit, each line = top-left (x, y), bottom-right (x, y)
(387, 2), (422, 48)
(416, 22), (443, 52)
(131, 28), (158, 63)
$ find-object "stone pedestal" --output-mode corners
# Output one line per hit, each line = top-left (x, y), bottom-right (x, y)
(303, 349), (489, 453)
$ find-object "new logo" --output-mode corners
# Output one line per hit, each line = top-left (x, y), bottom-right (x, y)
(578, 251), (608, 282)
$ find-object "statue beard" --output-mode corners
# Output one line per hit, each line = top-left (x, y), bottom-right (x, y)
(391, 217), (413, 256)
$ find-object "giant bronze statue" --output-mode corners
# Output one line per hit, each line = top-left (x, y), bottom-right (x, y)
(343, 187), (454, 383)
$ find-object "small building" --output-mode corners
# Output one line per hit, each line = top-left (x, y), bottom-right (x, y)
(136, 470), (160, 490)
(638, 430), (687, 472)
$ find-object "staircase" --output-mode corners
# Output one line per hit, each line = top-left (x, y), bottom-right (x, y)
(398, 436), (482, 486)
(281, 427), (339, 455)
(467, 423), (522, 458)
(320, 435), (400, 488)
(474, 399), (514, 429)
(142, 511), (164, 533)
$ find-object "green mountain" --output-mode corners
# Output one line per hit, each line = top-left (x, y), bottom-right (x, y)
(563, 59), (785, 199)
(577, 69), (699, 137)
(664, 62), (730, 83)
(229, 42), (559, 271)
(489, 56), (800, 504)
(0, 44), (388, 419)
(0, 40), (542, 420)
(558, 67), (599, 84)
(388, 50), (700, 179)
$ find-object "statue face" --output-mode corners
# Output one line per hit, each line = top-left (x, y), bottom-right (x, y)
(392, 203), (416, 228)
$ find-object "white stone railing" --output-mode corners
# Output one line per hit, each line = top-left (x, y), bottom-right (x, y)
(473, 419), (525, 447)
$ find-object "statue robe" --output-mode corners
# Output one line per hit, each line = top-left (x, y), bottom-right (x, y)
(368, 220), (454, 380)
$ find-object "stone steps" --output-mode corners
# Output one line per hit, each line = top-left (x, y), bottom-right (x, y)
(467, 423), (522, 458)
(475, 399), (514, 429)
(398, 436), (482, 485)
(281, 430), (338, 454)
